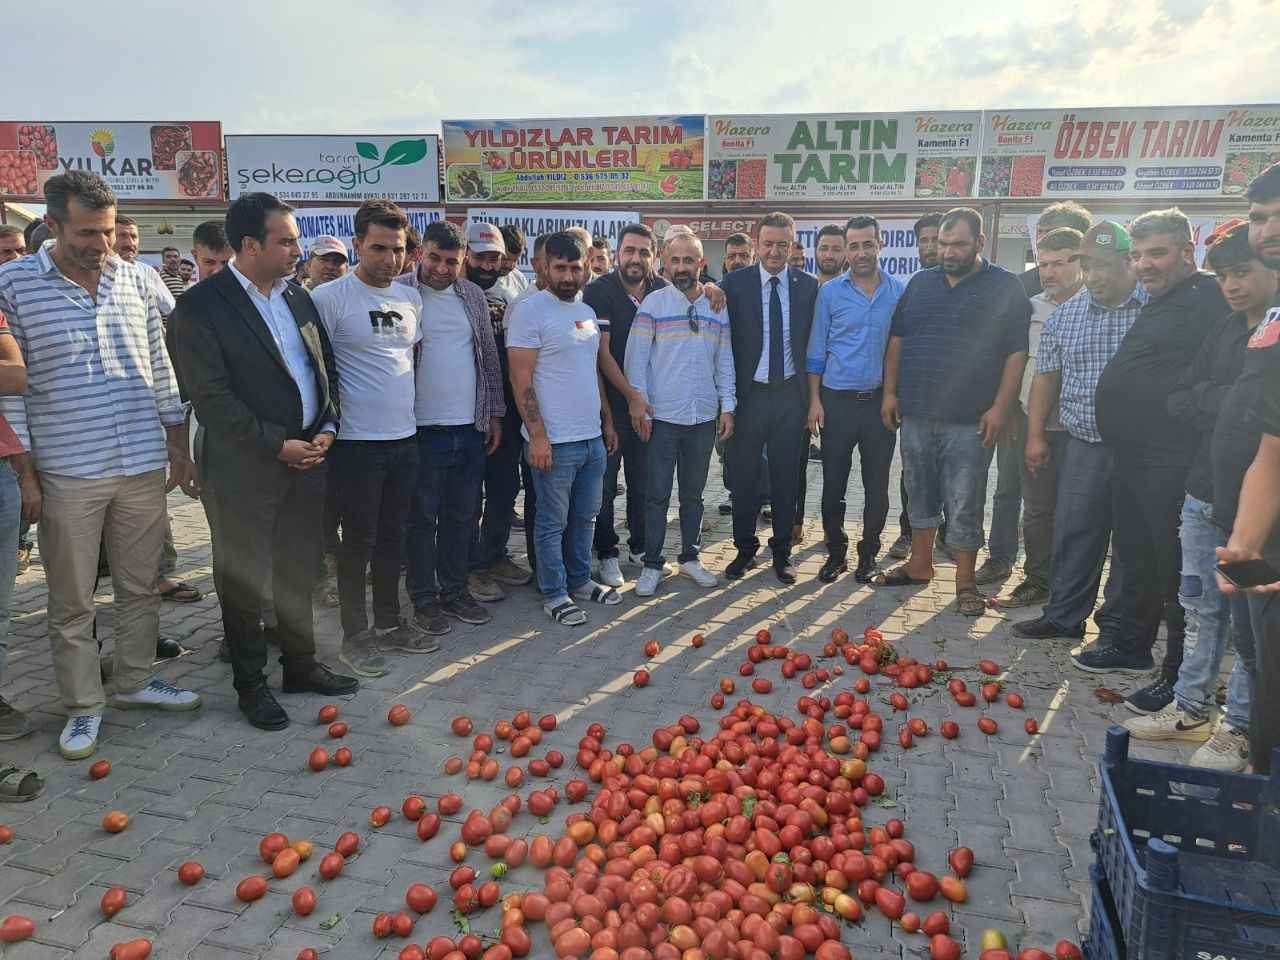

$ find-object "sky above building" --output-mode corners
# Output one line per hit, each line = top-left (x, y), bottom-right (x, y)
(9, 0), (1279, 132)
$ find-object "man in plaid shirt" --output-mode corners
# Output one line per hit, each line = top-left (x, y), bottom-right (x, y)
(1015, 222), (1148, 642)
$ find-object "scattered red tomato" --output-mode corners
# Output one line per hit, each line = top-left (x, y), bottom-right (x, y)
(90, 760), (111, 780)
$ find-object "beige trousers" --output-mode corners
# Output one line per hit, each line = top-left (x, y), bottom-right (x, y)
(39, 470), (166, 711)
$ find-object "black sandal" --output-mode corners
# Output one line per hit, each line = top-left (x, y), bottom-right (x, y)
(872, 566), (932, 587)
(545, 600), (587, 626)
(0, 766), (44, 802)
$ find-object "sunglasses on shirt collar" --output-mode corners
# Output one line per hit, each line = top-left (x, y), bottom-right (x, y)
(687, 305), (699, 333)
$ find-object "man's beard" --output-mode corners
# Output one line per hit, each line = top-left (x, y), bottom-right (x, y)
(466, 263), (498, 289)
(552, 279), (581, 301)
(620, 262), (646, 284)
(671, 271), (696, 291)
(941, 253), (977, 276)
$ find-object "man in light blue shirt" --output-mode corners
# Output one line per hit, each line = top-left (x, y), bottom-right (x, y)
(625, 233), (735, 597)
(806, 215), (905, 584)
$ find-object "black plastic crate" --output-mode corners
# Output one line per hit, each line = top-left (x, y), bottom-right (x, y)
(1085, 863), (1124, 960)
(1092, 726), (1280, 960)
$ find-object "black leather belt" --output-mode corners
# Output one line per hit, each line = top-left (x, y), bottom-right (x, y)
(824, 386), (882, 401)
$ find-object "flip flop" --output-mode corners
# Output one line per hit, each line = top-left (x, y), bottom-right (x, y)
(956, 586), (987, 617)
(0, 766), (44, 802)
(545, 600), (587, 626)
(159, 580), (202, 603)
(872, 566), (932, 587)
(573, 583), (621, 606)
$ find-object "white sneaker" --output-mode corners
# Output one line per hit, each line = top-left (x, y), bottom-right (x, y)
(59, 713), (102, 759)
(109, 679), (203, 712)
(679, 560), (718, 588)
(1189, 723), (1249, 771)
(635, 567), (663, 597)
(1123, 707), (1211, 742)
(627, 551), (646, 566)
(598, 557), (624, 588)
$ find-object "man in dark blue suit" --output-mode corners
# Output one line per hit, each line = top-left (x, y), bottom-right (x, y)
(722, 212), (819, 584)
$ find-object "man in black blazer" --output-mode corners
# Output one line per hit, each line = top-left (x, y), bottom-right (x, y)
(722, 211), (819, 584)
(170, 192), (358, 729)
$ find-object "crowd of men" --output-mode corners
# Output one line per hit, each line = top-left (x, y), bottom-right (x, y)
(0, 162), (1277, 793)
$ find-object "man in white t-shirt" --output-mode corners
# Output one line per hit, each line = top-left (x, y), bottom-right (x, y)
(625, 233), (736, 597)
(507, 232), (619, 626)
(407, 221), (506, 636)
(310, 200), (424, 677)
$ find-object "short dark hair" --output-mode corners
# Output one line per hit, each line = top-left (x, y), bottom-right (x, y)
(913, 212), (943, 238)
(192, 219), (229, 252)
(225, 192), (294, 252)
(1130, 207), (1191, 246)
(115, 215), (137, 228)
(725, 232), (752, 247)
(423, 220), (465, 251)
(590, 237), (609, 251)
(180, 258), (194, 267)
(544, 231), (586, 263)
(405, 225), (422, 255)
(353, 198), (409, 240)
(1207, 224), (1261, 271)
(941, 207), (983, 239)
(532, 234), (549, 259)
(161, 245), (179, 256)
(25, 221), (51, 249)
(45, 171), (116, 224)
(1037, 227), (1083, 253)
(1247, 161), (1280, 204)
(817, 224), (845, 242)
(499, 224), (525, 255)
(843, 216), (879, 236)
(1037, 201), (1092, 234)
(759, 211), (795, 232)
(618, 223), (654, 249)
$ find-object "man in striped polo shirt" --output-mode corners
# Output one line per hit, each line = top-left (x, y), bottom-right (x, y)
(624, 232), (736, 597)
(0, 172), (204, 760)
(158, 245), (187, 304)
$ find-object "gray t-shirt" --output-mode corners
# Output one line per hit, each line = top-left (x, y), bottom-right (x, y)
(506, 289), (602, 445)
(416, 285), (477, 426)
(311, 272), (422, 441)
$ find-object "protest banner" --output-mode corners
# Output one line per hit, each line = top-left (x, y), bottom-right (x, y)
(464, 207), (640, 273)
(292, 206), (444, 260)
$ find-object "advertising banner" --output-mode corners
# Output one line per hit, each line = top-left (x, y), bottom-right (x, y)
(643, 215), (760, 240)
(464, 207), (640, 273)
(225, 135), (440, 203)
(443, 117), (704, 203)
(978, 104), (1280, 199)
(794, 219), (924, 282)
(293, 206), (444, 259)
(706, 112), (981, 202)
(0, 120), (224, 201)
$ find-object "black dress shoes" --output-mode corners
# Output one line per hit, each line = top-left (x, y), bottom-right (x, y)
(725, 550), (758, 580)
(239, 685), (289, 730)
(853, 554), (877, 584)
(281, 662), (359, 696)
(1011, 615), (1085, 640)
(773, 556), (796, 585)
(819, 555), (847, 583)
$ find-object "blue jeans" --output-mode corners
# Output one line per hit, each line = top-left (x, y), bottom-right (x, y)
(0, 462), (19, 681)
(408, 426), (485, 608)
(900, 416), (989, 552)
(527, 438), (606, 601)
(643, 419), (716, 569)
(987, 407), (1025, 566)
(1172, 496), (1255, 728)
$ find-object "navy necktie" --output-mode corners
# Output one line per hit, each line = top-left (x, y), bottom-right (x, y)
(768, 275), (784, 384)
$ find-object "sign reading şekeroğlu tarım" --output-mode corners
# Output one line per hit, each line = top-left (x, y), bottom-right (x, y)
(223, 135), (440, 202)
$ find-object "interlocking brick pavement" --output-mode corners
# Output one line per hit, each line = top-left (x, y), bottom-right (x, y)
(0, 456), (1202, 958)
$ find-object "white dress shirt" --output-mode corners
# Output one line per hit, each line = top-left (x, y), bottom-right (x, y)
(754, 263), (795, 382)
(228, 261), (324, 431)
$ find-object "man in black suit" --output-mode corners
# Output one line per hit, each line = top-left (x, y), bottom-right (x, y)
(722, 211), (819, 584)
(170, 192), (358, 730)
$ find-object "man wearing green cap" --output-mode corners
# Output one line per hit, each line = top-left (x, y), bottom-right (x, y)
(1014, 221), (1146, 643)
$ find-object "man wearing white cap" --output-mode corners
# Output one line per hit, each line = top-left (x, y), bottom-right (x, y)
(305, 235), (348, 289)
(467, 222), (535, 600)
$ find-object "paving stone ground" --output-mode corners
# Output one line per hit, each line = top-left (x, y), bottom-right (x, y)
(0, 454), (1198, 959)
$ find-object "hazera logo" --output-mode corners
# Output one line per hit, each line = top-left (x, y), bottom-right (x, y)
(1195, 953), (1247, 960)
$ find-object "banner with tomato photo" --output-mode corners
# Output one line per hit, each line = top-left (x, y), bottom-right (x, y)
(706, 112), (981, 202)
(978, 104), (1280, 199)
(443, 117), (705, 203)
(0, 120), (224, 201)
